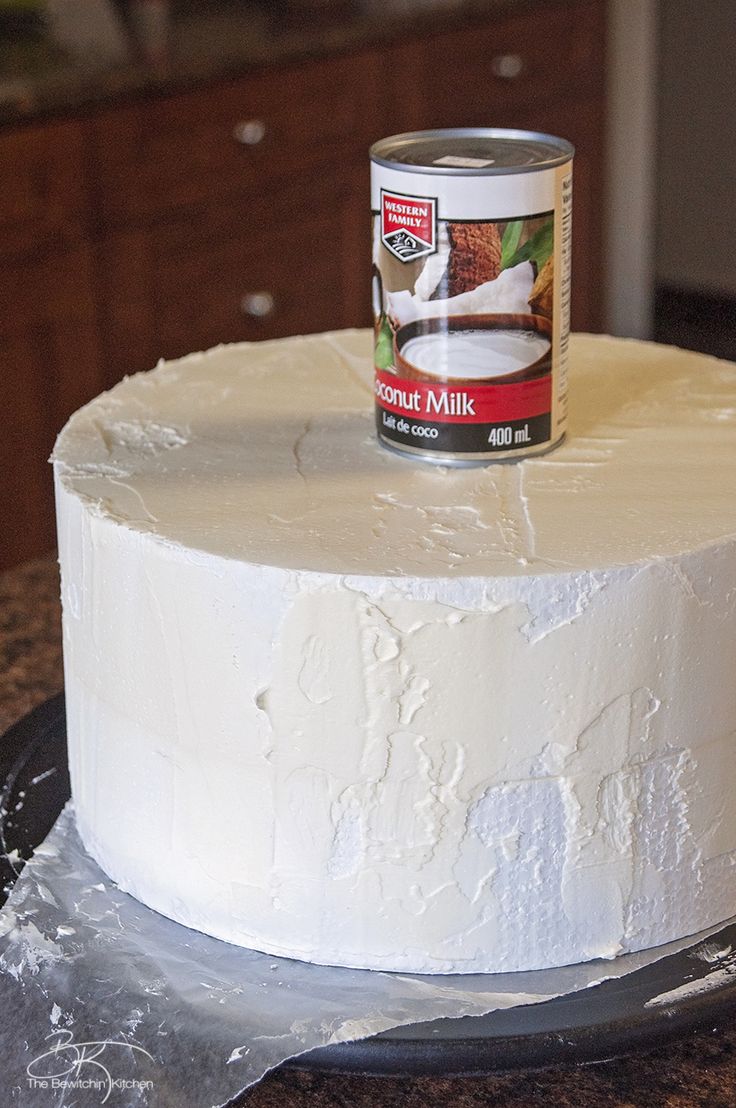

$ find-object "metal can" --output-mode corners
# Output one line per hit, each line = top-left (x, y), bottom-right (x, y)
(370, 128), (573, 464)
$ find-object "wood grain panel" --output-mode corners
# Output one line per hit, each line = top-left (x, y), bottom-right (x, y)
(415, 0), (605, 127)
(0, 247), (102, 569)
(99, 170), (372, 382)
(91, 52), (380, 228)
(0, 119), (88, 258)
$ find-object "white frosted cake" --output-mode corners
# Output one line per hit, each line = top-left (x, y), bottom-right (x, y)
(53, 331), (736, 974)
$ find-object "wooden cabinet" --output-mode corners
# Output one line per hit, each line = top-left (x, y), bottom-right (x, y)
(99, 168), (370, 383)
(0, 115), (103, 569)
(0, 245), (102, 567)
(0, 0), (606, 570)
(89, 51), (380, 387)
(90, 53), (378, 229)
(0, 117), (89, 258)
(412, 1), (603, 126)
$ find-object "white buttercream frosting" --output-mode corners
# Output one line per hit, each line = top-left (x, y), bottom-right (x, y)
(53, 330), (736, 973)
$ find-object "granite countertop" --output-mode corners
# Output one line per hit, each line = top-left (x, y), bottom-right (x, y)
(0, 0), (576, 126)
(2, 555), (736, 1105)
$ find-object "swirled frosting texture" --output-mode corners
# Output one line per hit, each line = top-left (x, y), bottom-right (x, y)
(53, 331), (736, 972)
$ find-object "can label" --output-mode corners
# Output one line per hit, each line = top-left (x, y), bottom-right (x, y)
(371, 154), (572, 462)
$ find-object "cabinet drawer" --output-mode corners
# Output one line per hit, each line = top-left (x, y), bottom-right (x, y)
(92, 52), (379, 227)
(0, 119), (87, 258)
(99, 171), (372, 379)
(417, 0), (604, 126)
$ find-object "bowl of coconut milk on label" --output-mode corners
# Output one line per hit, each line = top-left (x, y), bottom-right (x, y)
(394, 313), (552, 384)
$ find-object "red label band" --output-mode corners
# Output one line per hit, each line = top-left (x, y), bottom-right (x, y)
(381, 192), (435, 245)
(380, 190), (437, 261)
(375, 369), (552, 424)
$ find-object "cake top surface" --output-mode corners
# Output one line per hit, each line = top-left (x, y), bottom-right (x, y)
(53, 330), (736, 578)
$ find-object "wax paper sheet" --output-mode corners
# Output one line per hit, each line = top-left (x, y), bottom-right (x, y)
(0, 803), (731, 1108)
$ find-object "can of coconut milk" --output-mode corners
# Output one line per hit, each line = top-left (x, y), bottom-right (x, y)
(370, 128), (573, 464)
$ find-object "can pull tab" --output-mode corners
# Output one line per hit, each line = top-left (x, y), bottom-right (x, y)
(490, 53), (525, 79)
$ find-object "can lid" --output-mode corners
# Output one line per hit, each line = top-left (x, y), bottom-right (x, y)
(370, 128), (574, 175)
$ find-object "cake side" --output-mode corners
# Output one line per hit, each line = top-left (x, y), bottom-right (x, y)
(53, 331), (736, 973)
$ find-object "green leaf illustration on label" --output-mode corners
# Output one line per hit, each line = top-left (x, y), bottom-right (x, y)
(505, 219), (554, 272)
(375, 314), (395, 370)
(501, 220), (524, 269)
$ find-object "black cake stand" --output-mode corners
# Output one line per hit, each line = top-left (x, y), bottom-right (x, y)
(3, 695), (736, 1077)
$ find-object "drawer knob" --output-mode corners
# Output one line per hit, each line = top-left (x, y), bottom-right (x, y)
(491, 53), (525, 79)
(233, 119), (267, 146)
(241, 291), (275, 318)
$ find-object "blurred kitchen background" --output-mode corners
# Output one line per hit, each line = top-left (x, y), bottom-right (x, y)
(0, 0), (733, 571)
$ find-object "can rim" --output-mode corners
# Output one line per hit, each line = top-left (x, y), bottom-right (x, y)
(369, 128), (574, 175)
